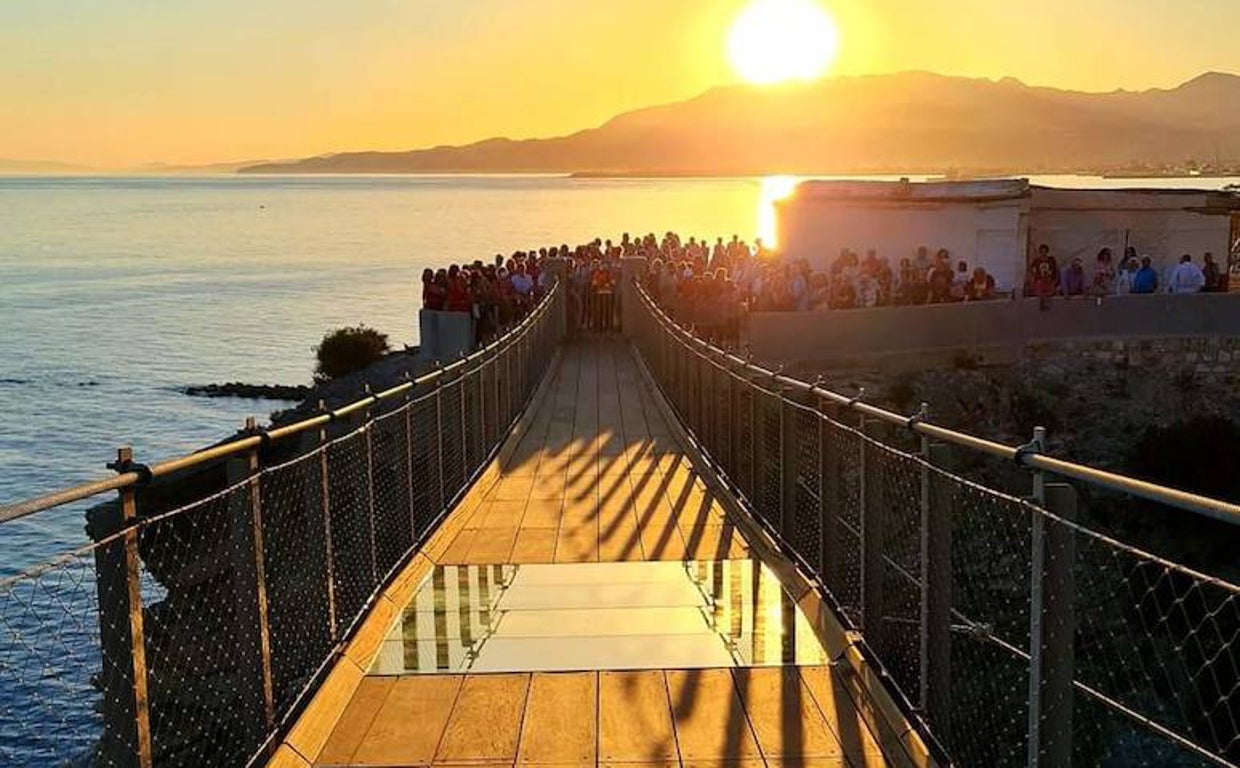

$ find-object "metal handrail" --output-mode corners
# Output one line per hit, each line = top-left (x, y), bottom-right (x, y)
(634, 280), (1240, 526)
(0, 282), (560, 524)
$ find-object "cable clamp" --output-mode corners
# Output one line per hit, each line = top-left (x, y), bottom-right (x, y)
(249, 426), (273, 448)
(847, 387), (866, 407)
(905, 402), (929, 432)
(1013, 440), (1041, 467)
(107, 457), (153, 485)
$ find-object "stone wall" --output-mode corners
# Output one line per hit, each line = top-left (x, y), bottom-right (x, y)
(747, 293), (1240, 375)
(1029, 336), (1240, 379)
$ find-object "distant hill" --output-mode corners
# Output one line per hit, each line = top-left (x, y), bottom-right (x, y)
(239, 71), (1240, 176)
(0, 158), (96, 174)
(133, 160), (274, 174)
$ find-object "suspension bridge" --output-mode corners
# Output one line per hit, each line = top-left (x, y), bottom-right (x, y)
(1, 264), (1237, 768)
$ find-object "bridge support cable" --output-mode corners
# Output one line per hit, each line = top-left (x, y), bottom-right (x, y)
(628, 278), (1240, 768)
(0, 285), (565, 767)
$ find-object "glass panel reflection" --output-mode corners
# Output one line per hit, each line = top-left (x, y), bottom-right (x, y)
(369, 560), (828, 674)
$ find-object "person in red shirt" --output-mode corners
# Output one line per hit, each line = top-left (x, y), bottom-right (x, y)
(421, 268), (447, 311)
(444, 265), (472, 313)
(1027, 244), (1060, 309)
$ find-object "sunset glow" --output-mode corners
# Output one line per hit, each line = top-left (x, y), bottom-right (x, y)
(728, 0), (839, 85)
(758, 175), (800, 248)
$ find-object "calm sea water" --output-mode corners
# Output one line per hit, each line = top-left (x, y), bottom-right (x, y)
(2, 173), (1238, 567)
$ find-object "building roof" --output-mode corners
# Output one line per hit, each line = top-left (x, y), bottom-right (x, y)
(787, 178), (1240, 212)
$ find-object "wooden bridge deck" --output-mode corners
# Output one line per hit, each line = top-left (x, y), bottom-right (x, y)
(282, 340), (905, 768)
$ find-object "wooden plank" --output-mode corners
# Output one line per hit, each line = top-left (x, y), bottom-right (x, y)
(598, 670), (678, 763)
(798, 665), (885, 762)
(639, 519), (688, 562)
(435, 673), (531, 763)
(284, 658), (365, 762)
(555, 521), (599, 563)
(510, 528), (558, 564)
(316, 676), (394, 765)
(684, 525), (750, 562)
(350, 675), (463, 765)
(438, 529), (479, 565)
(517, 672), (597, 765)
(521, 500), (564, 529)
(664, 668), (762, 761)
(477, 500), (527, 528)
(490, 477), (536, 502)
(731, 667), (843, 759)
(598, 511), (644, 562)
(467, 527), (519, 563)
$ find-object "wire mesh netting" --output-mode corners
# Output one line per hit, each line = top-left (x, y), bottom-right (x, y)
(865, 442), (924, 705)
(0, 285), (563, 767)
(1051, 512), (1240, 767)
(0, 548), (107, 764)
(630, 282), (1240, 768)
(943, 481), (1035, 767)
(755, 387), (784, 533)
(788, 404), (823, 573)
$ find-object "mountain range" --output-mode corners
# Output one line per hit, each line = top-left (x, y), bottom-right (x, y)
(239, 71), (1240, 176)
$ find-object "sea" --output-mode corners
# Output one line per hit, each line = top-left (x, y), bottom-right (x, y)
(2, 173), (1239, 569)
(1, 173), (1238, 569)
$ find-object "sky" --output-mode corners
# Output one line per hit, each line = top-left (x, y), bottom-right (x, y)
(3, 0), (1240, 167)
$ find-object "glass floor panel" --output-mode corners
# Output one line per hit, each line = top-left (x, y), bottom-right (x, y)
(369, 560), (828, 674)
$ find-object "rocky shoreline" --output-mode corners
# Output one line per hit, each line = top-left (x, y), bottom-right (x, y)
(184, 382), (313, 401)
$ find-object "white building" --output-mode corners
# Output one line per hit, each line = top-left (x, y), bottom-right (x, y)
(776, 179), (1240, 292)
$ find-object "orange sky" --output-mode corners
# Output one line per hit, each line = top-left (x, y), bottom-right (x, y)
(3, 0), (1239, 167)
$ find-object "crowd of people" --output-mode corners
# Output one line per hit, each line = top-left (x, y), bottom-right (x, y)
(419, 253), (555, 346)
(421, 232), (1231, 347)
(1025, 244), (1227, 302)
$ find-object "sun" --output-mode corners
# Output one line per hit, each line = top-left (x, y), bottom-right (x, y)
(728, 0), (840, 85)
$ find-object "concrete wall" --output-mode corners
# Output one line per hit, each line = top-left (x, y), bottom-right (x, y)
(778, 183), (1239, 296)
(1028, 206), (1231, 280)
(746, 293), (1240, 371)
(780, 198), (1028, 291)
(419, 309), (474, 362)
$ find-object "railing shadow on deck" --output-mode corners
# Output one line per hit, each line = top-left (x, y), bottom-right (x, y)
(0, 286), (564, 767)
(630, 279), (1240, 768)
(479, 338), (878, 765)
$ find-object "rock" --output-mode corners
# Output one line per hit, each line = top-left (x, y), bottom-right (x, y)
(184, 382), (312, 401)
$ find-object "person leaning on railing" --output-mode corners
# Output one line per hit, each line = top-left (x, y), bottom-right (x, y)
(590, 260), (616, 333)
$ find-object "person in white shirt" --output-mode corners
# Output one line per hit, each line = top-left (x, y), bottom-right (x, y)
(1115, 257), (1140, 294)
(1168, 254), (1206, 294)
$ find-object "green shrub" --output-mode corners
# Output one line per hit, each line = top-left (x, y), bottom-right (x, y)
(314, 325), (389, 382)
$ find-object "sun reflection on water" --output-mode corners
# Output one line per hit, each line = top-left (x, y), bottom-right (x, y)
(757, 175), (799, 250)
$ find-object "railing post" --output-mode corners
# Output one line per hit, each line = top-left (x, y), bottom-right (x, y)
(362, 386), (378, 584)
(226, 420), (276, 747)
(91, 447), (153, 768)
(493, 345), (502, 434)
(1029, 481), (1078, 768)
(1025, 426), (1048, 767)
(918, 410), (953, 735)
(317, 401), (339, 642)
(479, 352), (489, 456)
(745, 355), (757, 499)
(779, 385), (799, 546)
(458, 356), (469, 486)
(859, 407), (889, 650)
(816, 393), (836, 582)
(433, 365), (447, 514)
(404, 382), (418, 546)
(726, 357), (740, 482)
